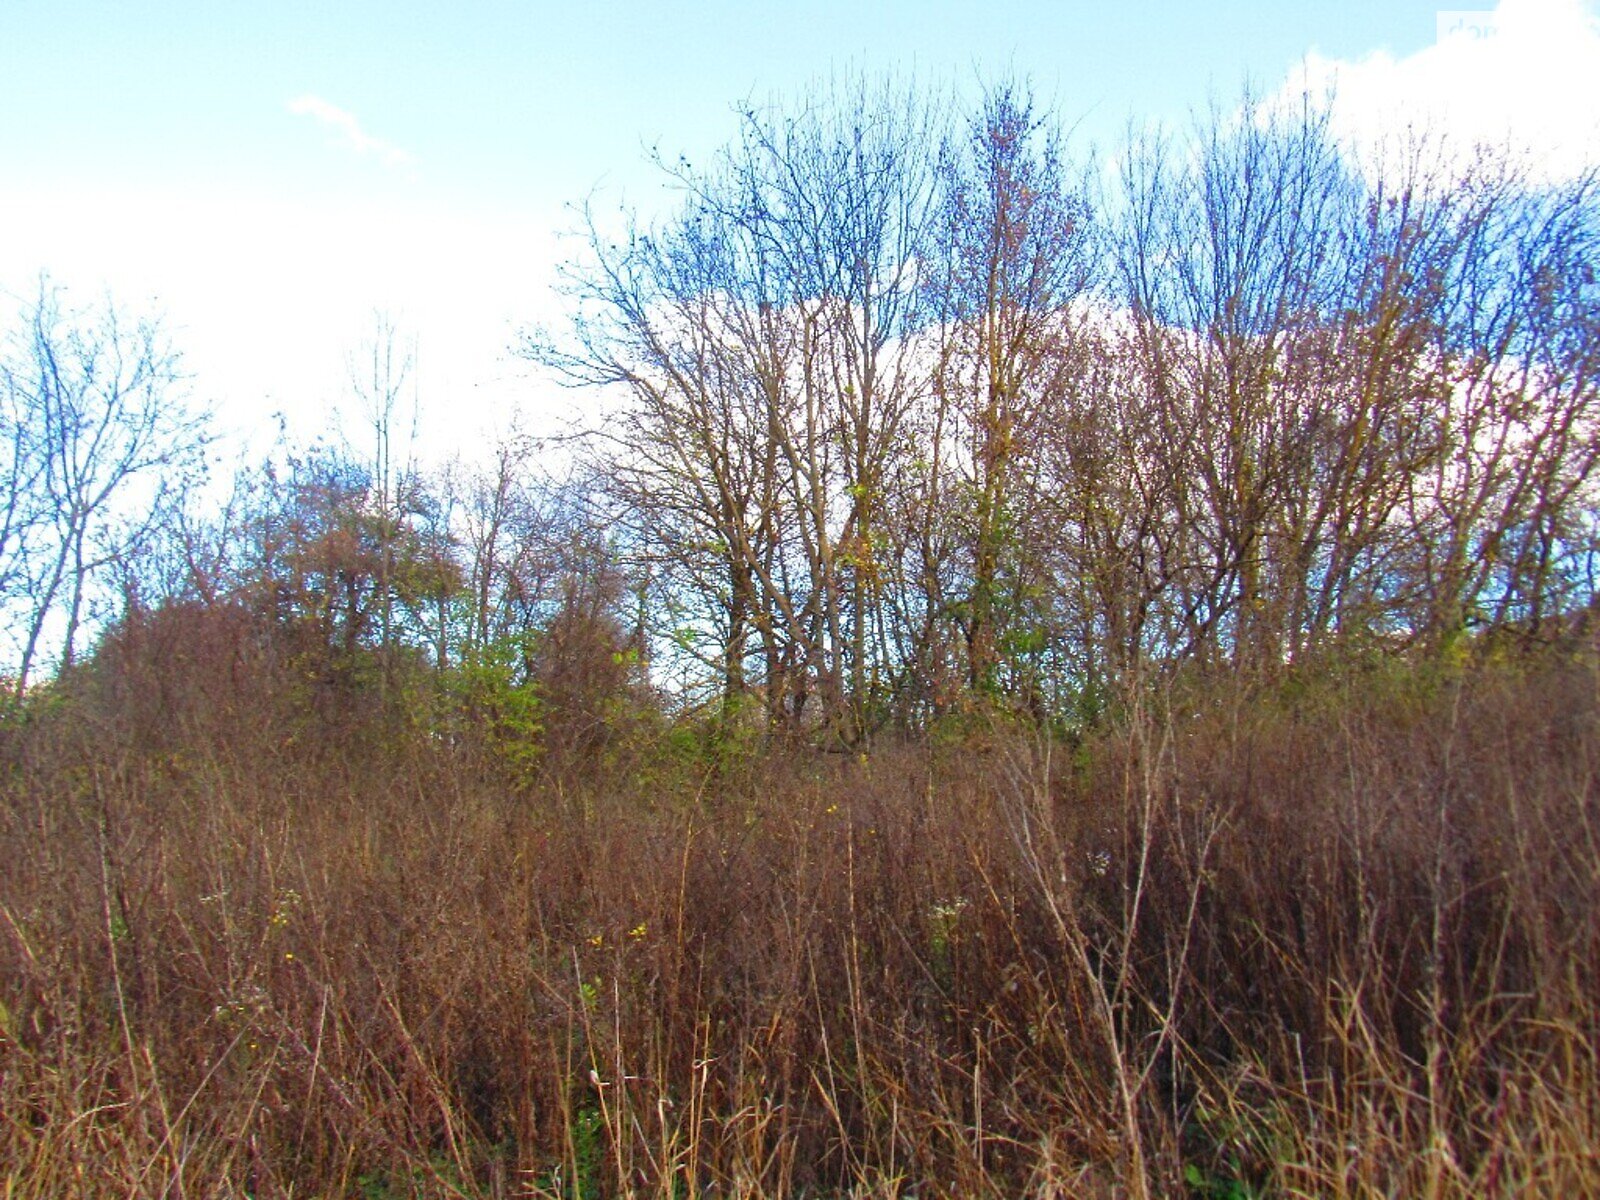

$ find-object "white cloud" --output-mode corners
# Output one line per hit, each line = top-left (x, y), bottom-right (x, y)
(1282, 0), (1600, 181)
(0, 179), (571, 462)
(288, 94), (416, 170)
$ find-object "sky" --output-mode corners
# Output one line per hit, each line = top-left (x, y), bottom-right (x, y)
(2, 0), (1598, 464)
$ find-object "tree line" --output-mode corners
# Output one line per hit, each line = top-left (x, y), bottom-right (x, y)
(4, 78), (1598, 757)
(548, 80), (1600, 742)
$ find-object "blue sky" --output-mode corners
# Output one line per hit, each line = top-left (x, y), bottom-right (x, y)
(3, 0), (1596, 459)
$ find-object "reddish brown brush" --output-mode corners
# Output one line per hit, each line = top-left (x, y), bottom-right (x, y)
(1, 649), (1597, 1197)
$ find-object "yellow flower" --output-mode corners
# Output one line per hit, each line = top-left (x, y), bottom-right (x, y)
(628, 923), (647, 941)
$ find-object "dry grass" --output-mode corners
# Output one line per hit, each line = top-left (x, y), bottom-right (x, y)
(1, 649), (1597, 1196)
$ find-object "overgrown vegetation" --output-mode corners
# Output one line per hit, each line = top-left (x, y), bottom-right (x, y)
(2, 75), (1598, 1196)
(2, 644), (1597, 1196)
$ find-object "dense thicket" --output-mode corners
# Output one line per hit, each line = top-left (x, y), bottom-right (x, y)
(3, 641), (1598, 1196)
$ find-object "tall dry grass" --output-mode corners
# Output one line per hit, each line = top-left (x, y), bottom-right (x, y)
(1, 647), (1597, 1196)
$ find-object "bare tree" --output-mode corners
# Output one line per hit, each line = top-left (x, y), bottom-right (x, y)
(347, 314), (423, 690)
(0, 281), (209, 693)
(926, 83), (1093, 706)
(1401, 155), (1600, 644)
(542, 75), (947, 744)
